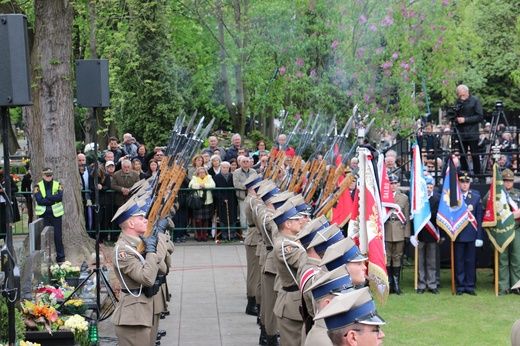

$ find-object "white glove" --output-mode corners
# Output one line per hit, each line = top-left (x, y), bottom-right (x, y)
(475, 239), (483, 248)
(410, 235), (419, 247)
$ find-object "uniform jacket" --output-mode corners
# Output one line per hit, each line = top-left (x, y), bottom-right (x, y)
(273, 232), (307, 321)
(255, 202), (278, 275)
(297, 257), (326, 319)
(110, 170), (140, 206)
(384, 190), (411, 242)
(304, 319), (332, 346)
(111, 233), (159, 327)
(456, 189), (483, 243)
(233, 168), (258, 200)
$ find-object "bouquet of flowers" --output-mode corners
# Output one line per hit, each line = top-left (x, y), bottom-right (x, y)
(35, 285), (64, 306)
(50, 261), (81, 281)
(63, 299), (88, 315)
(63, 314), (89, 346)
(21, 300), (59, 334)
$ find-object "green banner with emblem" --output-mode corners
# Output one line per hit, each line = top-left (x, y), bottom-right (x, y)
(483, 164), (515, 253)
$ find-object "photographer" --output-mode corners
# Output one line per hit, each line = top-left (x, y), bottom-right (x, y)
(453, 84), (484, 175)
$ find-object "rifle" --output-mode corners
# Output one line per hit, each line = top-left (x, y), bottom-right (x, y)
(313, 173), (354, 219)
(291, 159), (310, 193)
(308, 115), (335, 162)
(280, 155), (302, 191)
(303, 159), (328, 204)
(316, 165), (337, 208)
(275, 109), (289, 144)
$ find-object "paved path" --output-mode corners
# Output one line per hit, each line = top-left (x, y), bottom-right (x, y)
(163, 243), (259, 346)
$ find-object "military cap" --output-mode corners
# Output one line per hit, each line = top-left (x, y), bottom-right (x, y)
(320, 237), (367, 271)
(295, 215), (330, 249)
(289, 194), (312, 216)
(245, 175), (264, 190)
(502, 169), (515, 181)
(270, 191), (295, 209)
(458, 171), (472, 182)
(272, 200), (303, 226)
(257, 183), (280, 202)
(305, 265), (354, 300)
(307, 224), (345, 256)
(424, 175), (434, 185)
(388, 174), (399, 183)
(42, 167), (53, 175)
(314, 287), (386, 330)
(111, 197), (147, 225)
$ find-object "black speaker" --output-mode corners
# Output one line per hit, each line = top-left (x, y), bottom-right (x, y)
(76, 59), (110, 108)
(0, 14), (32, 107)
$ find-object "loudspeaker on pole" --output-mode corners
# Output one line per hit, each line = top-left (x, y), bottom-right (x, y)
(0, 14), (32, 107)
(76, 60), (110, 108)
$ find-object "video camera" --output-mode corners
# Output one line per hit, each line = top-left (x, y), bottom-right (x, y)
(446, 100), (464, 122)
(492, 100), (504, 117)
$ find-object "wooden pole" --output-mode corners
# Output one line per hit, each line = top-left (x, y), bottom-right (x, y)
(451, 241), (455, 295)
(414, 245), (418, 291)
(494, 248), (499, 296)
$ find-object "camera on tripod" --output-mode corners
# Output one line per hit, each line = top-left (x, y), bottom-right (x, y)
(446, 100), (464, 121)
(492, 100), (504, 117)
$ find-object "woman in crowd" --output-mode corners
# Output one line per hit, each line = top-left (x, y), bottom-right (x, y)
(144, 159), (159, 179)
(132, 144), (148, 172)
(202, 152), (211, 170)
(229, 158), (238, 173)
(208, 155), (222, 176)
(131, 158), (146, 179)
(188, 155), (204, 178)
(188, 167), (216, 242)
(88, 166), (112, 242)
(251, 140), (269, 164)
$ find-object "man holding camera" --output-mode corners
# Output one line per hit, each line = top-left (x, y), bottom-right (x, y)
(454, 84), (484, 175)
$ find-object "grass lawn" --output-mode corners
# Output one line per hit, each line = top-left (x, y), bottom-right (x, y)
(378, 266), (518, 345)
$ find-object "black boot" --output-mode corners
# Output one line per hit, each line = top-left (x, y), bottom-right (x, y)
(266, 335), (279, 346)
(393, 267), (403, 295)
(257, 304), (261, 325)
(259, 324), (268, 345)
(246, 296), (259, 316)
(387, 266), (394, 294)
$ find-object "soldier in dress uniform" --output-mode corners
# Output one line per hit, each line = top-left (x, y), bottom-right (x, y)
(272, 201), (307, 346)
(111, 198), (161, 346)
(255, 189), (295, 346)
(319, 237), (367, 286)
(455, 171), (483, 295)
(244, 176), (266, 317)
(495, 169), (520, 295)
(384, 174), (410, 295)
(33, 167), (65, 263)
(304, 266), (355, 346)
(314, 287), (386, 346)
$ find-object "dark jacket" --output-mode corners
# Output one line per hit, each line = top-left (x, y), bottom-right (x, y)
(418, 192), (440, 243)
(455, 94), (484, 141)
(455, 189), (483, 242)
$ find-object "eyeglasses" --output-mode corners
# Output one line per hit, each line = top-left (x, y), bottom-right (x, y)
(348, 326), (382, 336)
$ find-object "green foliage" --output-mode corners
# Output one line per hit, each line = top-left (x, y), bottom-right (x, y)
(0, 297), (26, 342)
(247, 130), (272, 149)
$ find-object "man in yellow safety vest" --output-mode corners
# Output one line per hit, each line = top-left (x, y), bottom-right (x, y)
(34, 167), (65, 263)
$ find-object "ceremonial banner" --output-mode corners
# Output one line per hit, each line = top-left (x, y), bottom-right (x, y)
(331, 174), (357, 227)
(436, 159), (469, 241)
(410, 142), (431, 237)
(483, 163), (515, 253)
(350, 147), (388, 305)
(378, 157), (399, 224)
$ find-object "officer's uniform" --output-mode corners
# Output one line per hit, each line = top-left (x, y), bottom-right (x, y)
(33, 168), (65, 263)
(384, 175), (410, 294)
(486, 169), (520, 293)
(111, 201), (160, 346)
(272, 202), (307, 346)
(455, 173), (483, 295)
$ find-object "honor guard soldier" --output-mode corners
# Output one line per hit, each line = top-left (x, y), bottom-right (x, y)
(34, 167), (65, 263)
(255, 190), (295, 346)
(319, 237), (367, 286)
(496, 169), (520, 295)
(272, 201), (307, 346)
(304, 266), (355, 346)
(111, 199), (161, 346)
(314, 287), (386, 346)
(455, 172), (483, 295)
(384, 174), (410, 294)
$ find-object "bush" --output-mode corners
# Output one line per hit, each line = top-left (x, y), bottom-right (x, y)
(0, 297), (26, 342)
(248, 130), (272, 149)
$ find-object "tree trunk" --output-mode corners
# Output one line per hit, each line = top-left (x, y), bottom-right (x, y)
(23, 0), (94, 264)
